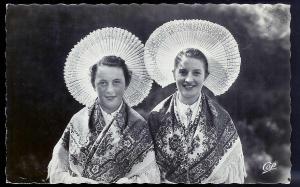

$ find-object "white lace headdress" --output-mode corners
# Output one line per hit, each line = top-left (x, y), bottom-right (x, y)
(144, 19), (241, 96)
(64, 27), (153, 107)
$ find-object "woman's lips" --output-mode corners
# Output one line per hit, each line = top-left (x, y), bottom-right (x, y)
(182, 84), (197, 90)
(105, 96), (116, 100)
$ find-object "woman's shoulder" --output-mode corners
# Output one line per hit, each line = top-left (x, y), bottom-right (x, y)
(67, 107), (90, 129)
(151, 94), (173, 114)
(127, 105), (147, 124)
(70, 107), (89, 120)
(205, 94), (232, 120)
(126, 106), (152, 135)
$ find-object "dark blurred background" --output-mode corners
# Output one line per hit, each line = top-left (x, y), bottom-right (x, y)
(5, 4), (293, 183)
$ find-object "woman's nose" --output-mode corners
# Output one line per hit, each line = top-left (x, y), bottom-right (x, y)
(185, 73), (194, 82)
(106, 83), (114, 94)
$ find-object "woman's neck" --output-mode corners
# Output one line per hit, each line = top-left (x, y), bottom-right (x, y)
(178, 93), (200, 105)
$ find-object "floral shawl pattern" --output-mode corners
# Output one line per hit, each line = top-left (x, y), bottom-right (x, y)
(148, 92), (240, 183)
(52, 100), (155, 183)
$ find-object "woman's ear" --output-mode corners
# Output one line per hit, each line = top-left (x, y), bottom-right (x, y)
(92, 82), (96, 91)
(205, 72), (209, 80)
(172, 69), (176, 81)
(126, 70), (133, 89)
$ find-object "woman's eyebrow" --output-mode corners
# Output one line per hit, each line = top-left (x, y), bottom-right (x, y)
(177, 63), (185, 68)
(178, 65), (186, 69)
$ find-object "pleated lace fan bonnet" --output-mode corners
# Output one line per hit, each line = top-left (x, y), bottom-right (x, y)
(144, 19), (241, 95)
(64, 27), (152, 107)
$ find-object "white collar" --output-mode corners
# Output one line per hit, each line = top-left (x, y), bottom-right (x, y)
(176, 92), (201, 112)
(175, 92), (202, 128)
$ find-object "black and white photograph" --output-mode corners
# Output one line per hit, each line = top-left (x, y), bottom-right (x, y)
(5, 3), (293, 184)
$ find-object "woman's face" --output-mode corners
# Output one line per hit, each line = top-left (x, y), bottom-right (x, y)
(94, 65), (126, 113)
(173, 57), (207, 105)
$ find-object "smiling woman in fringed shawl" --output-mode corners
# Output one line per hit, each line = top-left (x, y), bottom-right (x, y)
(47, 28), (160, 184)
(144, 20), (247, 183)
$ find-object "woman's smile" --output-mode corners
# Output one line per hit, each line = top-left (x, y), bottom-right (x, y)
(105, 95), (117, 101)
(182, 82), (198, 90)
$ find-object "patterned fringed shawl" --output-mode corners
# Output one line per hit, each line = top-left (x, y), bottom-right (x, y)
(148, 92), (246, 184)
(48, 100), (160, 183)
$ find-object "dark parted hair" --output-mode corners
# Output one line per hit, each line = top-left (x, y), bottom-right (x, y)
(90, 55), (132, 88)
(174, 48), (209, 77)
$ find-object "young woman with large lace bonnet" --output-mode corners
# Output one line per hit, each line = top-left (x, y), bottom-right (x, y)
(47, 28), (160, 184)
(144, 20), (247, 183)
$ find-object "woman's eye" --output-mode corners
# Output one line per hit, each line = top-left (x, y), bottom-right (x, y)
(193, 71), (201, 76)
(178, 69), (188, 76)
(113, 80), (121, 84)
(98, 81), (107, 86)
